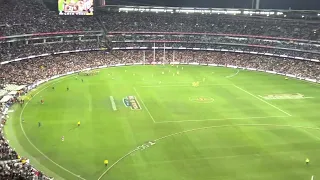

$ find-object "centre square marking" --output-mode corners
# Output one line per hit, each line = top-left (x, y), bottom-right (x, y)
(137, 84), (289, 123)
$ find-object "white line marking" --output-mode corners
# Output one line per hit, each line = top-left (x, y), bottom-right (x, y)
(311, 175), (314, 180)
(303, 97), (315, 99)
(155, 124), (320, 141)
(138, 81), (201, 85)
(98, 123), (320, 179)
(258, 94), (315, 100)
(19, 76), (86, 180)
(233, 84), (292, 116)
(302, 129), (320, 141)
(133, 87), (156, 123)
(127, 148), (320, 166)
(140, 84), (233, 88)
(226, 69), (240, 78)
(154, 115), (289, 123)
(97, 149), (139, 180)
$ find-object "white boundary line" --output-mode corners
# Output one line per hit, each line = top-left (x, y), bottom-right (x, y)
(97, 123), (320, 179)
(233, 84), (292, 116)
(154, 115), (289, 123)
(226, 69), (240, 78)
(133, 87), (156, 123)
(19, 76), (86, 180)
(97, 149), (139, 180)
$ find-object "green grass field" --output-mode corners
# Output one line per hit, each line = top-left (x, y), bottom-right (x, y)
(5, 65), (320, 180)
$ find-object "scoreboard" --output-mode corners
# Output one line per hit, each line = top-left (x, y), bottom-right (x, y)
(58, 0), (93, 15)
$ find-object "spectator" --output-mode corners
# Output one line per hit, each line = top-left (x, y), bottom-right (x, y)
(0, 50), (319, 85)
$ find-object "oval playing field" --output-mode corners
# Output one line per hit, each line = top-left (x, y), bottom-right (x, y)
(5, 65), (320, 180)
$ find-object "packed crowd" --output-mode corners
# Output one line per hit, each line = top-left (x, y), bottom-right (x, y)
(0, 96), (52, 180)
(97, 12), (320, 40)
(111, 34), (320, 51)
(0, 0), (319, 40)
(0, 0), (78, 36)
(0, 51), (117, 85)
(0, 41), (104, 61)
(1, 40), (319, 62)
(1, 0), (319, 63)
(0, 50), (319, 86)
(0, 159), (46, 180)
(0, 135), (18, 161)
(111, 42), (320, 60)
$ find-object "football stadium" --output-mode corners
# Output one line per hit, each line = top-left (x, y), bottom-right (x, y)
(0, 0), (320, 180)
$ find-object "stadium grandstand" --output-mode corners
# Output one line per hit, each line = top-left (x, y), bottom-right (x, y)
(0, 0), (320, 179)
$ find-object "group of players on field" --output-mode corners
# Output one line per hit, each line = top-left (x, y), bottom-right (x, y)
(22, 72), (310, 168)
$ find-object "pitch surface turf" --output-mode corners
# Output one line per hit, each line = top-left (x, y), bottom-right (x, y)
(5, 65), (320, 180)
